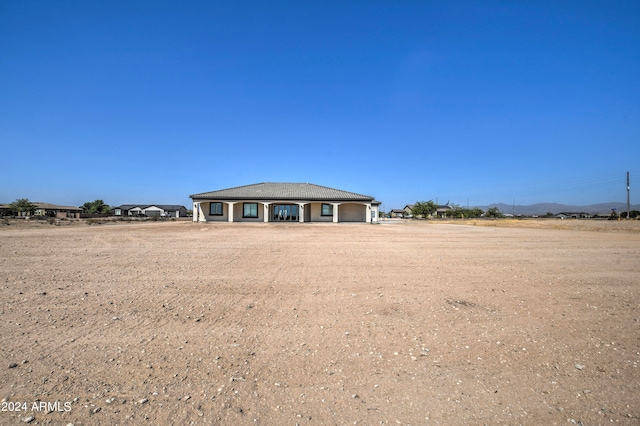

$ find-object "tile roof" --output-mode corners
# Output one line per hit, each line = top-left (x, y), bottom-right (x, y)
(190, 182), (375, 201)
(144, 205), (187, 210)
(33, 202), (82, 211)
(115, 205), (141, 210)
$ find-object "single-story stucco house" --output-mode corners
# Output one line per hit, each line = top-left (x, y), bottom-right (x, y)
(34, 202), (83, 218)
(113, 204), (188, 218)
(0, 202), (82, 218)
(190, 182), (380, 223)
(436, 203), (452, 218)
(389, 209), (406, 218)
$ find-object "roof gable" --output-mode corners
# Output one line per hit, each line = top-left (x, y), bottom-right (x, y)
(190, 182), (374, 202)
(116, 204), (186, 210)
(115, 205), (141, 210)
(145, 205), (187, 211)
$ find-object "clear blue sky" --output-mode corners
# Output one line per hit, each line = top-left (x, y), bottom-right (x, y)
(1, 1), (638, 210)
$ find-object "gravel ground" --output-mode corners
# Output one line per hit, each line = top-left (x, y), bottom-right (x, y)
(1, 219), (639, 425)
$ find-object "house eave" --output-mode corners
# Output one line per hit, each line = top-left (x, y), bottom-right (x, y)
(191, 196), (373, 202)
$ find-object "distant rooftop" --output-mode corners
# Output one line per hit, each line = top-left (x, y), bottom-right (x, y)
(115, 204), (187, 210)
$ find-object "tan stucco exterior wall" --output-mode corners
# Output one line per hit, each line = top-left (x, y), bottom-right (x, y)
(233, 202), (264, 222)
(309, 203), (334, 222)
(194, 201), (229, 222)
(338, 203), (367, 222)
(194, 200), (375, 223)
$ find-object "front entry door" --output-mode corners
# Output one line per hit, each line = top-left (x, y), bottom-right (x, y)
(273, 204), (299, 222)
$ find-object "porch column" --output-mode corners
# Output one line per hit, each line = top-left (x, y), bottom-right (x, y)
(332, 203), (339, 223)
(298, 203), (305, 223)
(193, 202), (201, 222)
(366, 204), (372, 223)
(227, 202), (235, 222)
(263, 203), (270, 222)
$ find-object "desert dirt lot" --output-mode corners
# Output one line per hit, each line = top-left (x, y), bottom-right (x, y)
(1, 219), (639, 425)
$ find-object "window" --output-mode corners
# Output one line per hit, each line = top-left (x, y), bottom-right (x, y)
(321, 203), (333, 216)
(209, 202), (223, 216)
(243, 203), (258, 218)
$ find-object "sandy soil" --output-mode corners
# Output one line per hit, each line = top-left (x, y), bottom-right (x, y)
(1, 219), (639, 425)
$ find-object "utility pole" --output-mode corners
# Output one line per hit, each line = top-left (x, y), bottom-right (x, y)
(627, 171), (630, 220)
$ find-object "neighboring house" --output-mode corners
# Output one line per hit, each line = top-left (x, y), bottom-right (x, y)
(557, 211), (591, 219)
(0, 204), (11, 216)
(390, 209), (406, 218)
(33, 202), (82, 218)
(113, 204), (188, 218)
(190, 182), (380, 223)
(391, 203), (451, 218)
(436, 204), (452, 218)
(0, 202), (81, 218)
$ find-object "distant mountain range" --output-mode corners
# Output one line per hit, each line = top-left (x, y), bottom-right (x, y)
(475, 202), (640, 216)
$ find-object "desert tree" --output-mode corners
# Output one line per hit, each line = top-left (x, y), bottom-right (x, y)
(411, 200), (437, 218)
(9, 198), (37, 216)
(446, 204), (484, 219)
(468, 207), (484, 218)
(81, 199), (110, 214)
(486, 207), (503, 218)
